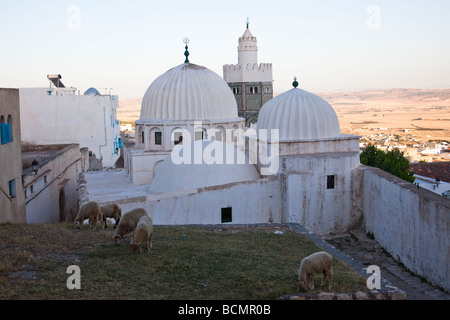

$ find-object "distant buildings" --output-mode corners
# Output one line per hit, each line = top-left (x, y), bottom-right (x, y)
(19, 76), (122, 170)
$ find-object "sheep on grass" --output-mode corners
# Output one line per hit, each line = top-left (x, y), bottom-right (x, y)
(298, 251), (333, 290)
(74, 201), (102, 230)
(113, 208), (148, 245)
(100, 203), (122, 229)
(131, 216), (153, 254)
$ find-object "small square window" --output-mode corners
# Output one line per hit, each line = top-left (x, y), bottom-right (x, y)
(327, 175), (335, 190)
(221, 207), (232, 223)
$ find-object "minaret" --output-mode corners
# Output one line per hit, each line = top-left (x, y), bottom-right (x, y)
(238, 18), (258, 66)
(223, 19), (273, 127)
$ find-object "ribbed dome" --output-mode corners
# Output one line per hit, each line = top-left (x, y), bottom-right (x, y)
(257, 88), (341, 140)
(140, 63), (239, 121)
(149, 140), (260, 193)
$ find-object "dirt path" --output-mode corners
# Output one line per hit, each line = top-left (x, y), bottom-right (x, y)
(322, 226), (449, 300)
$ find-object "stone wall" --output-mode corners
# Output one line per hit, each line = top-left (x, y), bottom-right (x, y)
(361, 166), (450, 292)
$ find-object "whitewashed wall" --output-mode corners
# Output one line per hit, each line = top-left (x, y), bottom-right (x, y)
(281, 152), (363, 235)
(362, 166), (450, 291)
(118, 176), (282, 226)
(19, 88), (121, 169)
(24, 145), (81, 224)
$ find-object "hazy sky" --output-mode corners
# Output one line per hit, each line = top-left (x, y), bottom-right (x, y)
(1, 0), (450, 98)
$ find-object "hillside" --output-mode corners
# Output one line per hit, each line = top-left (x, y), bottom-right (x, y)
(116, 89), (450, 144)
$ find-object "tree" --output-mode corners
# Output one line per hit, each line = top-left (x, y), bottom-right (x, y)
(360, 145), (415, 183)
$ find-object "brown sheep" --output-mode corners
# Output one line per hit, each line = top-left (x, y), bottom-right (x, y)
(131, 216), (153, 254)
(113, 208), (148, 245)
(100, 203), (122, 229)
(298, 251), (333, 290)
(74, 201), (102, 230)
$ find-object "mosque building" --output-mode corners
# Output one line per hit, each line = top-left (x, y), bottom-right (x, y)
(93, 39), (362, 235)
(125, 39), (246, 186)
(83, 27), (449, 292)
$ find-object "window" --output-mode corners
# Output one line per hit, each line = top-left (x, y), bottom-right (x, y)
(195, 128), (207, 141)
(172, 128), (184, 145)
(221, 207), (232, 223)
(155, 132), (162, 145)
(44, 175), (48, 184)
(7, 115), (12, 142)
(141, 131), (145, 144)
(327, 175), (335, 190)
(0, 115), (11, 145)
(8, 179), (16, 198)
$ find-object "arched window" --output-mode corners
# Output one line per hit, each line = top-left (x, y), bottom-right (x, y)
(215, 126), (226, 142)
(254, 87), (258, 94)
(195, 127), (208, 141)
(171, 128), (184, 145)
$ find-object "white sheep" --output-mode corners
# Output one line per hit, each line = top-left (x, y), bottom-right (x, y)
(100, 203), (122, 229)
(131, 216), (153, 254)
(113, 208), (148, 245)
(74, 201), (102, 230)
(298, 251), (333, 290)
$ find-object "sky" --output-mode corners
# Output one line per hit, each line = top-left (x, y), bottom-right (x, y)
(1, 0), (450, 98)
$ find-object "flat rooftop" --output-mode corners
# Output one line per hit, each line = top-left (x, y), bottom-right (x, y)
(22, 144), (78, 171)
(83, 169), (154, 204)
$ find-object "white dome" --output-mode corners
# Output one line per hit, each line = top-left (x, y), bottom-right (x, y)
(140, 63), (239, 121)
(257, 88), (341, 140)
(149, 140), (260, 193)
(84, 87), (101, 96)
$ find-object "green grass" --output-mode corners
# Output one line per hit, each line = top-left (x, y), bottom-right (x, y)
(0, 224), (367, 300)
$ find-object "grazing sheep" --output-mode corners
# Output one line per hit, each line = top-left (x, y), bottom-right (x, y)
(100, 203), (122, 229)
(74, 201), (102, 230)
(298, 251), (333, 290)
(113, 208), (148, 245)
(131, 216), (153, 254)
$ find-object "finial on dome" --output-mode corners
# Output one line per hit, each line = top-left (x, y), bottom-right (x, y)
(293, 76), (299, 88)
(246, 17), (250, 29)
(183, 37), (190, 63)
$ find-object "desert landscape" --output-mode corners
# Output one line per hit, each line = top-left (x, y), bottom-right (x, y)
(117, 88), (450, 163)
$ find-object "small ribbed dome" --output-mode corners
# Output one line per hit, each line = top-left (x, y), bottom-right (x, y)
(140, 63), (239, 121)
(257, 88), (341, 140)
(84, 87), (101, 96)
(149, 140), (260, 193)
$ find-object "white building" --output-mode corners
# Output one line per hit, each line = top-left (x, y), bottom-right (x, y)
(19, 79), (122, 170)
(22, 144), (82, 224)
(83, 39), (449, 292)
(125, 47), (246, 186)
(90, 48), (362, 235)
